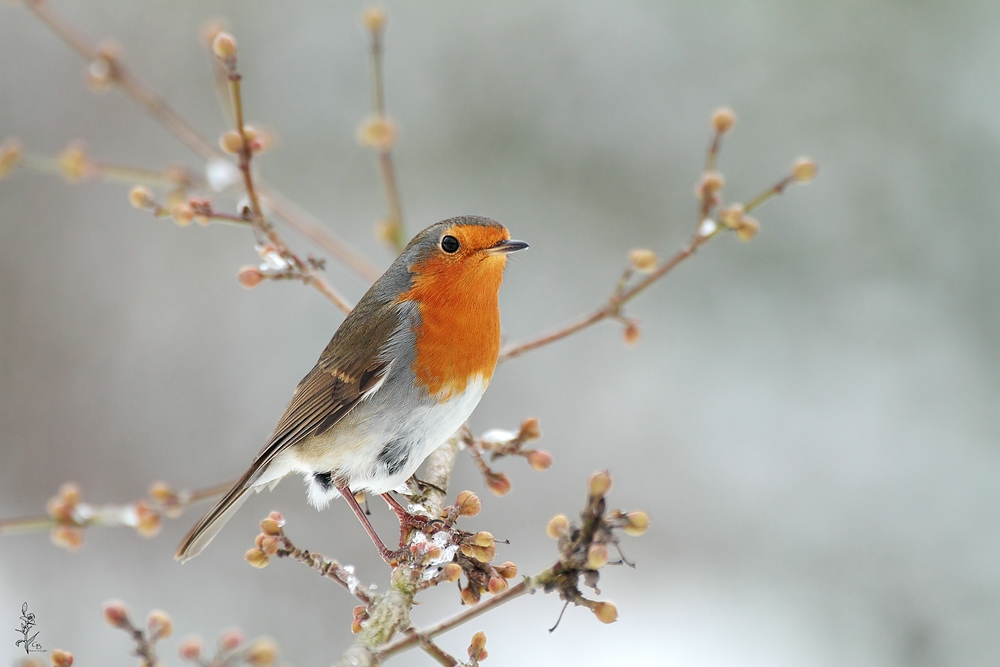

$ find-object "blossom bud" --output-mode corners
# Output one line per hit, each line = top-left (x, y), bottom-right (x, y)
(472, 531), (494, 548)
(350, 618), (364, 634)
(461, 587), (480, 606)
(237, 266), (264, 289)
(259, 535), (280, 557)
(719, 203), (744, 229)
(268, 511), (285, 524)
(135, 502), (161, 537)
(487, 576), (508, 595)
(494, 561), (518, 579)
(546, 514), (570, 539)
(259, 518), (281, 536)
(219, 130), (244, 154)
(147, 610), (173, 641)
(212, 32), (237, 61)
(358, 116), (398, 151)
(0, 138), (23, 179)
(792, 157), (817, 182)
(736, 217), (759, 242)
(624, 511), (650, 536)
(711, 107), (736, 134)
(128, 185), (154, 210)
(588, 470), (612, 499)
(443, 563), (463, 582)
(698, 170), (724, 195)
(586, 544), (610, 570)
(148, 481), (175, 504)
(485, 472), (511, 497)
(623, 321), (640, 346)
(58, 143), (88, 182)
(49, 650), (73, 667)
(469, 631), (487, 654)
(102, 600), (131, 629)
(171, 204), (194, 227)
(59, 482), (81, 506)
(218, 629), (244, 652)
(454, 490), (481, 517)
(628, 248), (657, 274)
(50, 526), (83, 550)
(352, 605), (367, 619)
(178, 636), (202, 661)
(518, 417), (541, 441)
(244, 547), (269, 568)
(592, 601), (618, 624)
(527, 449), (553, 471)
(246, 639), (277, 667)
(362, 7), (387, 33)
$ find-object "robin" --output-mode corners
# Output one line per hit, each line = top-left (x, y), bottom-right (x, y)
(176, 215), (527, 564)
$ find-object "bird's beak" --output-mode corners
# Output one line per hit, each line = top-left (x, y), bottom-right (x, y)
(486, 239), (529, 255)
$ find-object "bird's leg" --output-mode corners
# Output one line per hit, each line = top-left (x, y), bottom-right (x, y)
(338, 485), (408, 565)
(382, 493), (431, 546)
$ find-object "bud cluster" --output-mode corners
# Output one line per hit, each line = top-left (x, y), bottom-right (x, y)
(244, 512), (286, 569)
(47, 483), (84, 551)
(177, 627), (277, 667)
(465, 418), (551, 497)
(467, 630), (489, 664)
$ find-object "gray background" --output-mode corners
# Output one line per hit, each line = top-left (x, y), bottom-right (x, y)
(2, 1), (1000, 666)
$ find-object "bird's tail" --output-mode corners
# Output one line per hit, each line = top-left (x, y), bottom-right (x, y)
(175, 468), (257, 563)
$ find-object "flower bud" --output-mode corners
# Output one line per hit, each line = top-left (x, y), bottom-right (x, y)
(49, 650), (73, 667)
(623, 511), (650, 536)
(219, 130), (244, 154)
(148, 481), (175, 504)
(212, 32), (237, 61)
(588, 470), (612, 499)
(711, 107), (736, 134)
(698, 170), (724, 195)
(362, 7), (387, 33)
(454, 490), (481, 517)
(59, 482), (81, 506)
(443, 563), (463, 582)
(0, 138), (23, 179)
(218, 629), (244, 652)
(472, 531), (494, 548)
(494, 561), (518, 579)
(469, 631), (487, 654)
(135, 502), (161, 537)
(546, 514), (570, 539)
(246, 639), (277, 667)
(58, 143), (88, 182)
(719, 203), (744, 229)
(128, 185), (154, 210)
(628, 248), (657, 274)
(586, 543), (610, 569)
(259, 535), (280, 557)
(268, 511), (285, 524)
(518, 417), (541, 441)
(792, 157), (817, 182)
(103, 600), (131, 629)
(50, 525), (83, 551)
(259, 518), (281, 536)
(244, 547), (269, 568)
(592, 601), (618, 624)
(527, 449), (553, 471)
(623, 321), (640, 346)
(461, 587), (480, 606)
(171, 204), (194, 227)
(352, 605), (367, 619)
(460, 543), (496, 563)
(358, 116), (398, 151)
(237, 266), (264, 289)
(487, 576), (508, 595)
(87, 56), (114, 92)
(178, 636), (202, 661)
(350, 618), (364, 634)
(736, 217), (759, 242)
(147, 609), (173, 641)
(485, 472), (511, 497)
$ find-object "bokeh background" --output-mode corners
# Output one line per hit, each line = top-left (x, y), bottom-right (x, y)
(3, 1), (1000, 665)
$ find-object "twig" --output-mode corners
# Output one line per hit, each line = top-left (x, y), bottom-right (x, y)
(274, 534), (375, 606)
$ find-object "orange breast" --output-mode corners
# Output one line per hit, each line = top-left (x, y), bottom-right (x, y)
(400, 252), (506, 399)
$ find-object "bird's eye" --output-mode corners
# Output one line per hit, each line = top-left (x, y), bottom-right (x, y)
(441, 235), (460, 253)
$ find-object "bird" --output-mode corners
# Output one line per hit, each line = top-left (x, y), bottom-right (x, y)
(176, 215), (527, 564)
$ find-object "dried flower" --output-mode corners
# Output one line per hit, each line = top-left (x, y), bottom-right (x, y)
(628, 248), (658, 273)
(792, 157), (817, 182)
(712, 107), (736, 134)
(147, 610), (173, 641)
(546, 514), (570, 539)
(358, 116), (398, 151)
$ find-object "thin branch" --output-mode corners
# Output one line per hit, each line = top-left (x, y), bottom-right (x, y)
(274, 533), (375, 606)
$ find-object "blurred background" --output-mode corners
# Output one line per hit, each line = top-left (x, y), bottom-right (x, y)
(2, 1), (1000, 665)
